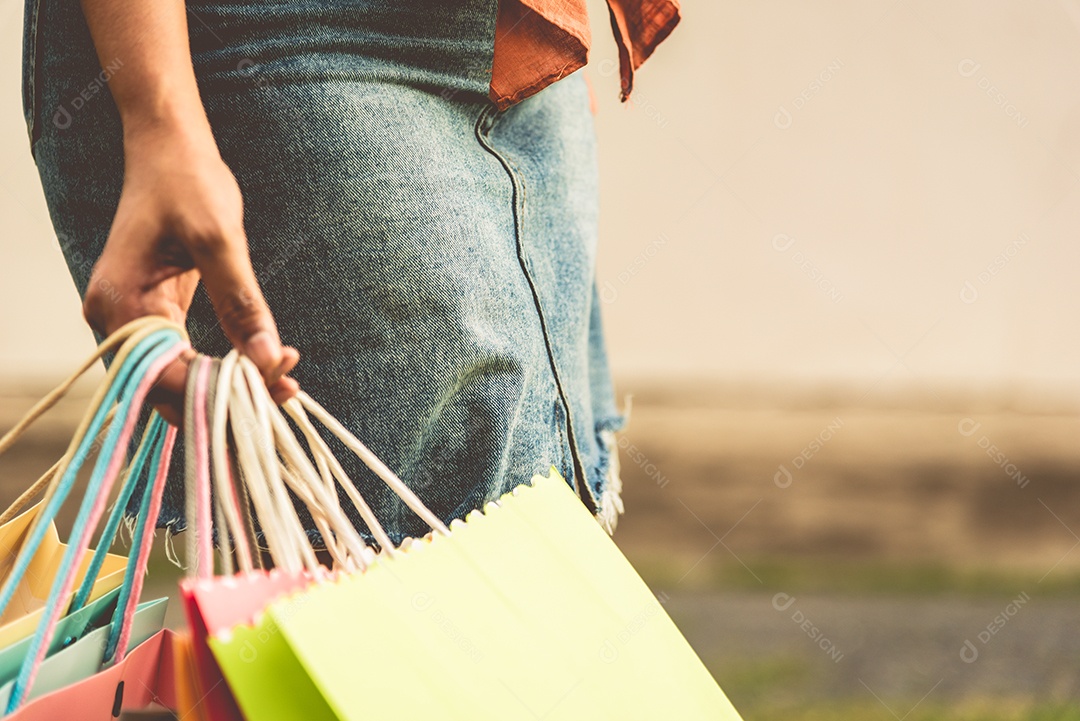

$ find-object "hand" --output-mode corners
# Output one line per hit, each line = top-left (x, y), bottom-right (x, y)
(83, 119), (299, 425)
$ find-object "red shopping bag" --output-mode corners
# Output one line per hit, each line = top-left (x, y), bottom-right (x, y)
(177, 352), (371, 721)
(179, 570), (320, 721)
(5, 629), (178, 720)
(176, 354), (326, 721)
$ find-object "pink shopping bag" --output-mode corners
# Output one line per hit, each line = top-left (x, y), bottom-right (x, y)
(5, 629), (179, 720)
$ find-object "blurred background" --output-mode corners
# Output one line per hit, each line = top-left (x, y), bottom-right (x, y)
(2, 1), (1080, 719)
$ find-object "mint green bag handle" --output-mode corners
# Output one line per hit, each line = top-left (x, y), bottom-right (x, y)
(0, 318), (188, 713)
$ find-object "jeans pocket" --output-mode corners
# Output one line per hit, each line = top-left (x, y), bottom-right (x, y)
(21, 0), (44, 153)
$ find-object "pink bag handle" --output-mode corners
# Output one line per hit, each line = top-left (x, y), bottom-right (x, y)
(183, 355), (215, 578)
(0, 317), (185, 528)
(185, 354), (265, 579)
(110, 422), (177, 663)
(15, 338), (189, 704)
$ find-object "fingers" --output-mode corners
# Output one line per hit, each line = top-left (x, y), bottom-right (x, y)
(83, 151), (301, 420)
(187, 230), (300, 400)
(82, 260), (190, 339)
(81, 206), (195, 339)
(268, 375), (300, 405)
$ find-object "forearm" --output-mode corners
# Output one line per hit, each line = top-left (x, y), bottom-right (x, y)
(79, 0), (214, 146)
(75, 2), (298, 421)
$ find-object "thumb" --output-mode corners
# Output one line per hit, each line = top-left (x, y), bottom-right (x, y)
(194, 235), (299, 385)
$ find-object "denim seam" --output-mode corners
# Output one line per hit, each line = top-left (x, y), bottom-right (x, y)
(473, 103), (598, 512)
(553, 398), (571, 481)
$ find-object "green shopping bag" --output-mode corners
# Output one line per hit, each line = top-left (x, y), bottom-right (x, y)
(0, 318), (189, 715)
(205, 388), (743, 720)
(0, 598), (167, 708)
(0, 588), (120, 686)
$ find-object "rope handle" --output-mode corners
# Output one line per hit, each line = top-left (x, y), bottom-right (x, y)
(105, 420), (177, 665)
(294, 391), (450, 538)
(284, 400), (393, 560)
(0, 317), (178, 459)
(0, 322), (185, 623)
(226, 358), (311, 573)
(0, 317), (186, 525)
(5, 330), (188, 712)
(211, 371), (451, 568)
(184, 356), (215, 579)
(238, 358), (370, 567)
(211, 353), (255, 573)
(4, 320), (183, 540)
(230, 356), (369, 571)
(203, 359), (235, 575)
(70, 413), (166, 612)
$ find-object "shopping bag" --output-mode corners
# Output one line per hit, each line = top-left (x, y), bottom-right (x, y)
(171, 632), (210, 721)
(0, 587), (120, 685)
(0, 506), (39, 580)
(234, 471), (740, 720)
(0, 500), (126, 651)
(0, 511), (127, 649)
(0, 318), (190, 716)
(4, 629), (179, 721)
(209, 583), (337, 721)
(0, 598), (166, 708)
(181, 568), (321, 721)
(178, 353), (337, 721)
(202, 381), (743, 720)
(176, 354), (277, 721)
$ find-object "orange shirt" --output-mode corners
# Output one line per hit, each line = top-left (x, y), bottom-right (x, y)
(489, 0), (681, 110)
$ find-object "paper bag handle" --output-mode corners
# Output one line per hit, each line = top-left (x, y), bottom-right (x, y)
(5, 329), (188, 712)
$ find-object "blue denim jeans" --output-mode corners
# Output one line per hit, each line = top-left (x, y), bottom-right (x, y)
(22, 0), (626, 545)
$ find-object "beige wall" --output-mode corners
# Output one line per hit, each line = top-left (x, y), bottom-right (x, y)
(2, 1), (1078, 408)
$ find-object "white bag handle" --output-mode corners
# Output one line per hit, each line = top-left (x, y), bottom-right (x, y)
(236, 357), (370, 568)
(293, 391), (450, 538)
(176, 349), (455, 572)
(227, 355), (371, 572)
(284, 400), (396, 558)
(227, 360), (307, 572)
(211, 352), (259, 572)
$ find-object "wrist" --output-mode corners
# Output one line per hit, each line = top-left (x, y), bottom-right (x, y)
(120, 92), (219, 160)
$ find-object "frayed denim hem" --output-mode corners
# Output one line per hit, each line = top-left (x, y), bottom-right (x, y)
(592, 400), (629, 535)
(154, 401), (632, 554)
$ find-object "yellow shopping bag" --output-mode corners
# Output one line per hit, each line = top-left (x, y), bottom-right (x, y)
(0, 505), (39, 581)
(0, 318), (186, 657)
(0, 504), (126, 649)
(202, 381), (743, 721)
(218, 470), (741, 720)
